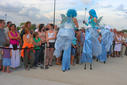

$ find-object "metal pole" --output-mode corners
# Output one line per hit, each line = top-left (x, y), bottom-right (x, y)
(53, 0), (56, 29)
(5, 14), (7, 21)
(85, 8), (87, 20)
(44, 43), (47, 69)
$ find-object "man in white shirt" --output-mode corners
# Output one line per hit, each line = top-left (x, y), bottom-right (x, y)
(5, 21), (12, 40)
(0, 19), (8, 70)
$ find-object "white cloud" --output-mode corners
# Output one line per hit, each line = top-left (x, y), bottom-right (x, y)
(0, 0), (127, 30)
(80, 0), (92, 4)
(0, 0), (79, 25)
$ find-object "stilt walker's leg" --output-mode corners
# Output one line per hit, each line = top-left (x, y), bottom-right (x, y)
(62, 46), (71, 72)
(84, 63), (86, 70)
(104, 61), (106, 64)
(67, 46), (71, 70)
(62, 49), (67, 72)
(90, 64), (92, 70)
(96, 58), (98, 62)
(89, 57), (92, 70)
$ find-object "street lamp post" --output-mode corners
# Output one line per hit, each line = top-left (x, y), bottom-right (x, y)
(85, 8), (87, 20)
(53, 0), (56, 28)
(4, 14), (7, 21)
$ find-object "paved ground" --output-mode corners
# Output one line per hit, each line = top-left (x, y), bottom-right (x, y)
(0, 56), (127, 85)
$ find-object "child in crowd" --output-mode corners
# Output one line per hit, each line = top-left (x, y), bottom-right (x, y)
(33, 32), (41, 67)
(71, 37), (77, 65)
(2, 42), (12, 73)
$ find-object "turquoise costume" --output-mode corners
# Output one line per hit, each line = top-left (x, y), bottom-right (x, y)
(98, 27), (114, 63)
(81, 9), (114, 65)
(54, 9), (77, 71)
(85, 9), (98, 29)
(81, 9), (102, 69)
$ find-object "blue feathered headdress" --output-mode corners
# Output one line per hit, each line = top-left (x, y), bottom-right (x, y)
(89, 9), (97, 18)
(66, 9), (77, 18)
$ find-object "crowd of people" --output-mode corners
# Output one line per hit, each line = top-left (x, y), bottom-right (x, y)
(0, 9), (127, 73)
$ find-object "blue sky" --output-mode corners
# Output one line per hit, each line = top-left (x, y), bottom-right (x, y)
(0, 0), (127, 30)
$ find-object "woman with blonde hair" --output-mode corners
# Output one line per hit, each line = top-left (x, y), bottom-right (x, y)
(21, 27), (35, 70)
(24, 21), (31, 30)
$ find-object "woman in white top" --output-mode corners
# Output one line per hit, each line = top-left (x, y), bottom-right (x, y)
(114, 32), (122, 57)
(120, 32), (126, 57)
(45, 24), (56, 68)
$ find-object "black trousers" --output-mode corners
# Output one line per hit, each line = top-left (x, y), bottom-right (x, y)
(38, 43), (45, 65)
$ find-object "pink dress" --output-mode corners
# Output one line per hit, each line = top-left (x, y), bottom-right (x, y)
(9, 31), (20, 68)
(10, 31), (19, 45)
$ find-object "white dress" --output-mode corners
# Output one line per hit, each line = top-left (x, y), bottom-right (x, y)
(114, 35), (122, 52)
(10, 44), (20, 68)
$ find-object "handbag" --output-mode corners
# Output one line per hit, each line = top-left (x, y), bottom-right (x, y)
(12, 44), (17, 50)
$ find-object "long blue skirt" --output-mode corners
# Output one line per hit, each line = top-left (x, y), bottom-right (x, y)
(81, 39), (93, 64)
(97, 43), (107, 62)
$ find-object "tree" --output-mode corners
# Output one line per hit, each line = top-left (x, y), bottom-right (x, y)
(122, 30), (127, 33)
(17, 26), (21, 31)
(30, 24), (36, 31)
(20, 22), (25, 27)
